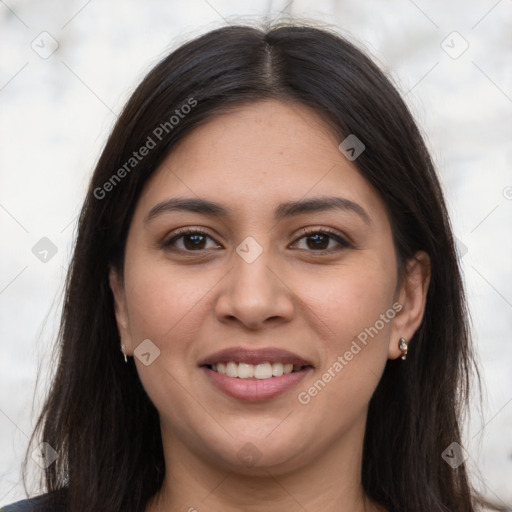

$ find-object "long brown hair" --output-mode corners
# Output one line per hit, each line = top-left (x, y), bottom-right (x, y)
(24, 22), (501, 512)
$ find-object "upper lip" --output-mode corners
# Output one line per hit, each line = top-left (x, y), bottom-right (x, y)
(198, 347), (314, 367)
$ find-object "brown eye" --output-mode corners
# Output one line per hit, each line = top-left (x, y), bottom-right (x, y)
(293, 229), (351, 253)
(163, 228), (351, 254)
(163, 229), (221, 252)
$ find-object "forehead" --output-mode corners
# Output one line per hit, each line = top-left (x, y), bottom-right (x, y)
(134, 100), (388, 226)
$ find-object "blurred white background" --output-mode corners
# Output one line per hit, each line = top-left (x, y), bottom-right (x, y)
(1, 0), (511, 508)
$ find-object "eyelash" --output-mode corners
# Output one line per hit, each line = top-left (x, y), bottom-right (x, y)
(162, 227), (352, 255)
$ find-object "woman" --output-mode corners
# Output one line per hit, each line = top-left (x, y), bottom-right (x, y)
(3, 22), (502, 512)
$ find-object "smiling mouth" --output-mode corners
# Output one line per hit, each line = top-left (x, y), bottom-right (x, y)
(203, 362), (313, 380)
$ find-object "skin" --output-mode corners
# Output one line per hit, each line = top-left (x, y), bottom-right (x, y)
(109, 99), (431, 512)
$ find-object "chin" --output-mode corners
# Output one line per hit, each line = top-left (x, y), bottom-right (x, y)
(201, 427), (312, 475)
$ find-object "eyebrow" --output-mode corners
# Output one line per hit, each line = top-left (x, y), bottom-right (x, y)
(145, 196), (371, 225)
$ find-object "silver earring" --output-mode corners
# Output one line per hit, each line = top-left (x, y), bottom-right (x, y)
(399, 337), (408, 360)
(121, 344), (128, 363)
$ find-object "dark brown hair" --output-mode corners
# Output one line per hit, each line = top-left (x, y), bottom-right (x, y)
(23, 22), (501, 512)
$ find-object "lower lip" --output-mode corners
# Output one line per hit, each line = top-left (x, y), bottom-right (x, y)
(201, 366), (312, 402)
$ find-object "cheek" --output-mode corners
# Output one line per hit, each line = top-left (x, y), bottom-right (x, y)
(123, 254), (213, 343)
(300, 256), (396, 345)
(121, 257), (212, 425)
(294, 267), (395, 426)
(296, 256), (396, 405)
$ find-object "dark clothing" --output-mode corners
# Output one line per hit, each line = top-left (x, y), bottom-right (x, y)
(1, 493), (57, 511)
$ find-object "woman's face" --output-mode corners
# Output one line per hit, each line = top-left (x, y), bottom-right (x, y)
(110, 99), (428, 475)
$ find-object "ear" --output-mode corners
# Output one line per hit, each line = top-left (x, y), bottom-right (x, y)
(388, 251), (431, 359)
(109, 267), (133, 355)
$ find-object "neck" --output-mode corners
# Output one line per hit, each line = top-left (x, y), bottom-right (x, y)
(146, 415), (383, 512)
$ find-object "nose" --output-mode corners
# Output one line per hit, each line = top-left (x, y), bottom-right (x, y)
(214, 238), (295, 331)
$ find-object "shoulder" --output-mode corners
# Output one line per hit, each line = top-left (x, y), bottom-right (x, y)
(1, 492), (56, 512)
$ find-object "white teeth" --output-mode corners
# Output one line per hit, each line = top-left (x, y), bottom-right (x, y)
(254, 362), (272, 379)
(283, 363), (293, 374)
(272, 362), (284, 377)
(226, 361), (238, 378)
(238, 363), (254, 379)
(211, 361), (304, 379)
